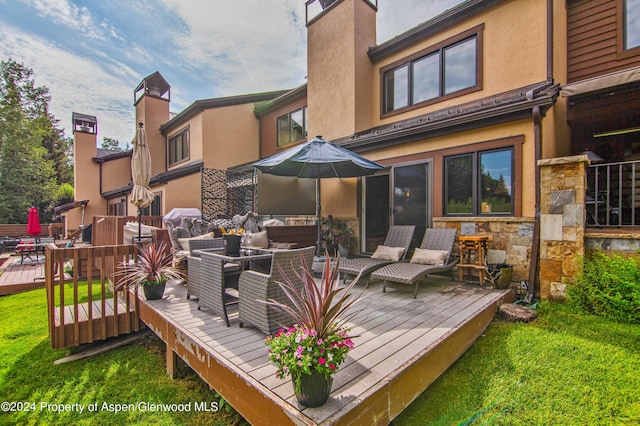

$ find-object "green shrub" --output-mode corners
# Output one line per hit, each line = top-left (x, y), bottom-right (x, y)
(567, 252), (640, 324)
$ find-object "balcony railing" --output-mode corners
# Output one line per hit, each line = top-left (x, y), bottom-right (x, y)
(587, 160), (640, 227)
(305, 0), (377, 25)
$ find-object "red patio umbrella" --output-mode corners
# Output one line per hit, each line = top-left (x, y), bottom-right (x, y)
(27, 207), (41, 238)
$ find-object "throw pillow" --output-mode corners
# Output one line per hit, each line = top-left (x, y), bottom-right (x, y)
(371, 245), (405, 261)
(248, 230), (269, 249)
(178, 232), (215, 252)
(410, 248), (449, 265)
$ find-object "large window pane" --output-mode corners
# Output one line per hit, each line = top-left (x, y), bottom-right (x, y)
(277, 115), (289, 147)
(444, 37), (476, 94)
(290, 108), (305, 142)
(480, 150), (513, 214)
(384, 65), (409, 112)
(445, 155), (473, 214)
(626, 0), (640, 50)
(393, 163), (430, 250)
(412, 53), (439, 104)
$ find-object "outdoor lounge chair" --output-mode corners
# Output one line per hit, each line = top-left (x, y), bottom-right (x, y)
(371, 228), (458, 299)
(238, 246), (315, 335)
(338, 225), (415, 287)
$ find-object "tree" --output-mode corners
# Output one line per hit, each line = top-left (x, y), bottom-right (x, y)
(0, 59), (61, 223)
(101, 137), (125, 152)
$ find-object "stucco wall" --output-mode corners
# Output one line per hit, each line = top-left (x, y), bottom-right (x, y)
(101, 156), (131, 191)
(202, 103), (261, 169)
(135, 95), (170, 175)
(369, 0), (549, 129)
(307, 0), (376, 139)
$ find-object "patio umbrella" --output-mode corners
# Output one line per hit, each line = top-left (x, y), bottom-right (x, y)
(130, 122), (154, 244)
(253, 136), (385, 255)
(27, 207), (41, 239)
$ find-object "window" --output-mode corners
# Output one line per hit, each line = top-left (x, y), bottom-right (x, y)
(382, 27), (481, 115)
(444, 148), (513, 216)
(108, 199), (125, 216)
(168, 128), (189, 166)
(277, 107), (308, 147)
(624, 0), (640, 50)
(140, 193), (162, 216)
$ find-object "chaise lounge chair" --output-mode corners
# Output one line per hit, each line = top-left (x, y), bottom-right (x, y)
(372, 228), (458, 298)
(338, 225), (415, 287)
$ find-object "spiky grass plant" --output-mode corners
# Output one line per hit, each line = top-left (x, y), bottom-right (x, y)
(263, 253), (364, 384)
(116, 242), (182, 288)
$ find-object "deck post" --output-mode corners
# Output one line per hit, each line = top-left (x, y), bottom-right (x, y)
(166, 345), (178, 379)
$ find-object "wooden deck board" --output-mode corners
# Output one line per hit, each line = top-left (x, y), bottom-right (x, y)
(138, 275), (511, 425)
(55, 299), (133, 326)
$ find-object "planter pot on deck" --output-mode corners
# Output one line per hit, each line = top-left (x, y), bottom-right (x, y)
(143, 281), (166, 300)
(292, 370), (333, 408)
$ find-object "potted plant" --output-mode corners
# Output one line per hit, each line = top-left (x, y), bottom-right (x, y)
(116, 242), (182, 300)
(263, 254), (363, 407)
(331, 220), (355, 257)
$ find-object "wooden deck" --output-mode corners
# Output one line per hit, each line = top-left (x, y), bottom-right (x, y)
(0, 255), (46, 295)
(138, 276), (511, 425)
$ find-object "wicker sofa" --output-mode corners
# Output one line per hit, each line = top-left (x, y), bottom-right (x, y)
(238, 246), (315, 335)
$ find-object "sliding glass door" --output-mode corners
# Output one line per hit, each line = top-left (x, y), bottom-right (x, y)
(362, 160), (432, 253)
(392, 161), (431, 249)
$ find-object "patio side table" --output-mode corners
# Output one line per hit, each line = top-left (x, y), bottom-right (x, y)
(457, 235), (492, 285)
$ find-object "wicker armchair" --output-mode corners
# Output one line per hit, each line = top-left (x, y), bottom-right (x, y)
(238, 246), (315, 335)
(199, 250), (243, 326)
(185, 238), (224, 300)
(372, 228), (458, 298)
(338, 225), (415, 287)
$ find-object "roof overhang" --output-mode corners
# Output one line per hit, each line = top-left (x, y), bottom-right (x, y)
(562, 66), (640, 97)
(338, 81), (560, 153)
(54, 200), (89, 214)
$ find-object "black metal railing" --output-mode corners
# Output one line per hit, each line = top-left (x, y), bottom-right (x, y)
(305, 0), (377, 24)
(587, 160), (640, 226)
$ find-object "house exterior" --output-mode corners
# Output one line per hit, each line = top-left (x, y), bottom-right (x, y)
(67, 0), (640, 299)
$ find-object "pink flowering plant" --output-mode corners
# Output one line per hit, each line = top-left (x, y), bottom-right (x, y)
(263, 253), (364, 391)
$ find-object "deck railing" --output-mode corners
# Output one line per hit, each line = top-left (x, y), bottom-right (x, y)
(45, 244), (141, 349)
(587, 159), (640, 227)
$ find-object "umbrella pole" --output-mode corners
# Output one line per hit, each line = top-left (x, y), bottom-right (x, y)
(316, 178), (322, 257)
(138, 208), (142, 246)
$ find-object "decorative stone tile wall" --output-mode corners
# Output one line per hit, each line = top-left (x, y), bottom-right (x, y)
(538, 155), (588, 300)
(434, 217), (534, 285)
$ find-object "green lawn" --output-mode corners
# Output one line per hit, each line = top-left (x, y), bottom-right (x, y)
(0, 287), (244, 425)
(1, 288), (639, 425)
(395, 303), (640, 425)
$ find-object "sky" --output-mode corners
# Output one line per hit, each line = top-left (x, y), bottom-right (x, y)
(0, 0), (465, 148)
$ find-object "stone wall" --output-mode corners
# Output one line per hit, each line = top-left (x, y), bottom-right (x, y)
(434, 217), (534, 285)
(538, 155), (588, 300)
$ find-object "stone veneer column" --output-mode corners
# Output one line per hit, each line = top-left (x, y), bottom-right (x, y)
(537, 154), (588, 300)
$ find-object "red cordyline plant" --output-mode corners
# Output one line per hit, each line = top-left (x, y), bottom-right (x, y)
(263, 253), (365, 384)
(115, 242), (183, 288)
(266, 252), (364, 341)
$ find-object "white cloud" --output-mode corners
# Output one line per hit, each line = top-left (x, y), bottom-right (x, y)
(0, 24), (137, 144)
(377, 0), (465, 42)
(160, 0), (308, 95)
(23, 0), (106, 40)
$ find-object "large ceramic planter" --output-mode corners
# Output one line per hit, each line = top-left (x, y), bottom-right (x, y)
(292, 370), (333, 408)
(143, 281), (166, 300)
(338, 244), (350, 258)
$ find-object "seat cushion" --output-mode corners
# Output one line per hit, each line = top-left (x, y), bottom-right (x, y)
(371, 245), (404, 261)
(248, 230), (269, 249)
(410, 248), (448, 266)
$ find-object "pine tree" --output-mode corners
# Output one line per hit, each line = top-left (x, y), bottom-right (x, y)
(0, 59), (60, 223)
